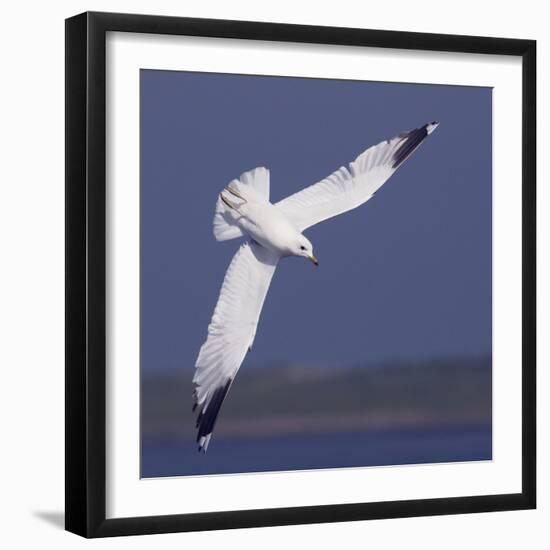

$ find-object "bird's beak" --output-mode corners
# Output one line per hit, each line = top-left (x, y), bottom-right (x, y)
(309, 255), (319, 266)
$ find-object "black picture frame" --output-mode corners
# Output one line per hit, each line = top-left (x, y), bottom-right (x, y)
(65, 11), (536, 538)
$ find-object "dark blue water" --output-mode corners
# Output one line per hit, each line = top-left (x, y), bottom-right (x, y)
(141, 428), (492, 478)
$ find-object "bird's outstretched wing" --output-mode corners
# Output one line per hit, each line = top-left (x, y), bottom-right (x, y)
(193, 241), (279, 451)
(275, 122), (439, 231)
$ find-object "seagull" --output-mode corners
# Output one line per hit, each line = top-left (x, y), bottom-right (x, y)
(192, 121), (439, 451)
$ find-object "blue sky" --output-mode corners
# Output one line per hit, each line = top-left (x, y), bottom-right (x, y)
(140, 70), (492, 375)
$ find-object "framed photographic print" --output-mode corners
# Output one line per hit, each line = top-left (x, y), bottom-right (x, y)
(65, 11), (536, 537)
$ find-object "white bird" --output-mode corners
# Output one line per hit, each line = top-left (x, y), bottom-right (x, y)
(192, 121), (439, 451)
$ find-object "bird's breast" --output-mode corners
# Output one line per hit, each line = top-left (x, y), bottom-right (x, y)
(236, 201), (300, 255)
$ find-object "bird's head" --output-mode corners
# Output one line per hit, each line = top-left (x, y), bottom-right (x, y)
(293, 235), (318, 266)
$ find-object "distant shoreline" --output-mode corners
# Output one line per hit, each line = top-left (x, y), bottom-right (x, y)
(142, 356), (492, 440)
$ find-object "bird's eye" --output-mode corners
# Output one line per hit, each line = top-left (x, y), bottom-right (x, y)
(300, 245), (306, 250)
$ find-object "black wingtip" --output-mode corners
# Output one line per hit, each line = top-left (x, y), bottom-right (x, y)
(194, 378), (233, 453)
(392, 121), (438, 169)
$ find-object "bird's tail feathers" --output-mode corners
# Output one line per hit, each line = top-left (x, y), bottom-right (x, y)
(213, 196), (245, 241)
(212, 167), (270, 242)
